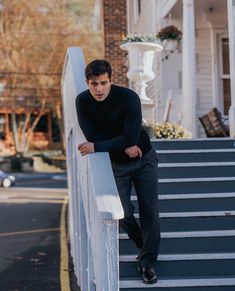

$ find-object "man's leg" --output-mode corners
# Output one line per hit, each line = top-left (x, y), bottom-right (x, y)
(112, 162), (143, 249)
(132, 149), (160, 270)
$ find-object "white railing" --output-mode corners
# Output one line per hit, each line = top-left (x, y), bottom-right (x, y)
(61, 47), (124, 291)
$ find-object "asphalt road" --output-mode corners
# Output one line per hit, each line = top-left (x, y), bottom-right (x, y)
(0, 172), (69, 291)
(13, 172), (68, 189)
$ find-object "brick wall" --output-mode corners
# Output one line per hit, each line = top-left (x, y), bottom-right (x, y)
(103, 0), (128, 86)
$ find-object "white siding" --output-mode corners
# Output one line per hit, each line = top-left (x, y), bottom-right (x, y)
(156, 42), (182, 123)
(128, 0), (156, 34)
(195, 29), (214, 137)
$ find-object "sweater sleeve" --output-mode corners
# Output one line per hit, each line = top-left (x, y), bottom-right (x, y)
(94, 92), (142, 152)
(76, 95), (107, 142)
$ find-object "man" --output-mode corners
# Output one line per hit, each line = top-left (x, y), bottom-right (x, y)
(76, 60), (160, 284)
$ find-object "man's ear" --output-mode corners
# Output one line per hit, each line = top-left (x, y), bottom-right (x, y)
(86, 79), (89, 85)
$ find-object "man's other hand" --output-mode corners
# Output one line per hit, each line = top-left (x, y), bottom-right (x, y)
(78, 142), (94, 156)
(125, 145), (142, 158)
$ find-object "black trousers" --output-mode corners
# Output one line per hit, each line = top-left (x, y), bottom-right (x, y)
(111, 148), (160, 268)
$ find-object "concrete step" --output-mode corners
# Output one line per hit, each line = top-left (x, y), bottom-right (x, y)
(131, 193), (235, 213)
(119, 230), (235, 255)
(33, 156), (64, 173)
(158, 162), (235, 178)
(117, 212), (235, 233)
(119, 139), (235, 290)
(119, 253), (235, 278)
(158, 177), (235, 194)
(157, 149), (235, 163)
(42, 154), (66, 170)
(120, 277), (235, 291)
(152, 138), (235, 150)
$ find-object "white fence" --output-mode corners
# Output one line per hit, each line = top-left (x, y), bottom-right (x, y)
(61, 47), (124, 291)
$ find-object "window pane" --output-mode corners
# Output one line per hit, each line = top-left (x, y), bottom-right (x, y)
(137, 0), (141, 15)
(0, 113), (5, 139)
(223, 79), (231, 115)
(222, 38), (230, 74)
(31, 114), (48, 133)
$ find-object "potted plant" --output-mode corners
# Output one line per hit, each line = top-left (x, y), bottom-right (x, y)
(120, 33), (163, 103)
(143, 122), (192, 139)
(156, 25), (182, 51)
(121, 33), (159, 44)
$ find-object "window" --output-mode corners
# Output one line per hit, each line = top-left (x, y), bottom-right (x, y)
(9, 113), (48, 133)
(32, 114), (48, 133)
(131, 0), (142, 25)
(220, 37), (231, 115)
(0, 113), (5, 139)
(137, 0), (141, 15)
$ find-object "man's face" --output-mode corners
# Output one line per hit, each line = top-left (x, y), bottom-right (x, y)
(87, 73), (111, 102)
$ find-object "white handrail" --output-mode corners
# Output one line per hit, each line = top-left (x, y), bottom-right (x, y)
(88, 153), (124, 220)
(61, 47), (124, 291)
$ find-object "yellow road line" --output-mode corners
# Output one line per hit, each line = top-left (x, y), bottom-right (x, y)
(60, 197), (70, 291)
(0, 227), (60, 237)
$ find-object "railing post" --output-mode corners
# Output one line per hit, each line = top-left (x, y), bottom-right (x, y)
(101, 220), (120, 291)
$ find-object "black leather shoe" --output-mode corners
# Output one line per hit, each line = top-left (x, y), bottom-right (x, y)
(143, 267), (158, 284)
(137, 259), (144, 274)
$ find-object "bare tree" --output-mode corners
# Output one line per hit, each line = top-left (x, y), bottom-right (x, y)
(0, 0), (103, 155)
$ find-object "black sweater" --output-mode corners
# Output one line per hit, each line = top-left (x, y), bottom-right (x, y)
(75, 84), (152, 162)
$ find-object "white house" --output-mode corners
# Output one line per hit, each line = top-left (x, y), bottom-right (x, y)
(126, 0), (235, 138)
(62, 2), (235, 290)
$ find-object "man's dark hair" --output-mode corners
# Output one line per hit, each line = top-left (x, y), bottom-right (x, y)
(85, 59), (112, 80)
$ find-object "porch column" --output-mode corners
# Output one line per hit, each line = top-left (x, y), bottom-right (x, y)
(182, 0), (197, 137)
(227, 0), (235, 137)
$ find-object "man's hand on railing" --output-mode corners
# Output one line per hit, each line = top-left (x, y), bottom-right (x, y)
(125, 145), (142, 158)
(78, 142), (94, 156)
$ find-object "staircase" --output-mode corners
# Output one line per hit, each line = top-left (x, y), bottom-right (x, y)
(33, 156), (64, 173)
(119, 138), (235, 290)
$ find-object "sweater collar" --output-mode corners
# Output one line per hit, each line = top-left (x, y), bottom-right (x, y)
(88, 84), (114, 105)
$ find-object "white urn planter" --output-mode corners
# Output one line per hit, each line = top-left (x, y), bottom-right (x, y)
(120, 42), (163, 104)
(162, 39), (179, 51)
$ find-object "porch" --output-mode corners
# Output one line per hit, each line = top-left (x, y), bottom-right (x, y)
(127, 0), (235, 138)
